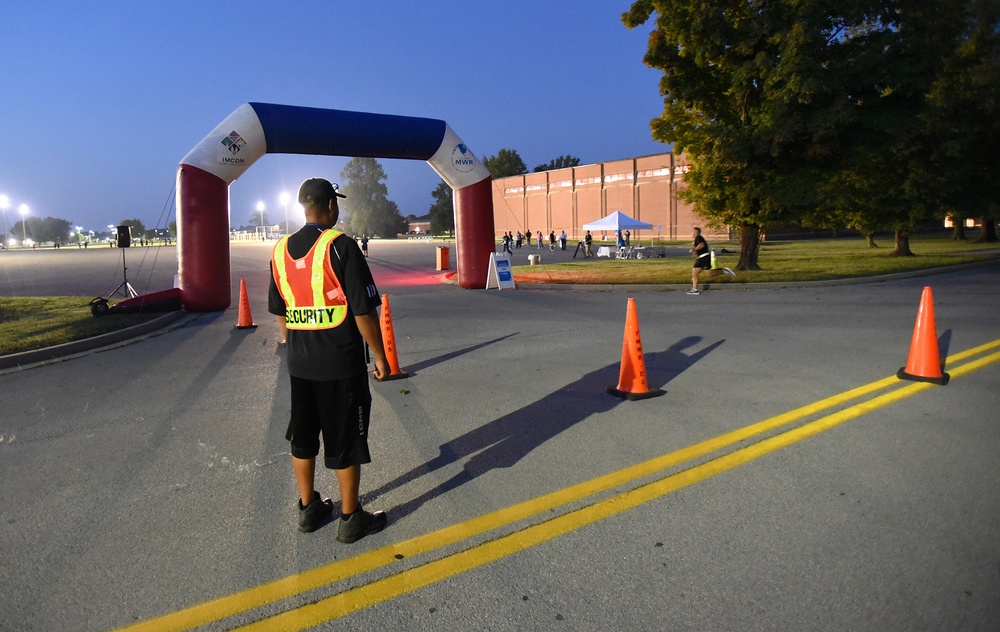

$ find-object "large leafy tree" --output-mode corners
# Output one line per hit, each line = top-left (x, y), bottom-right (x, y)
(245, 210), (270, 228)
(119, 218), (148, 236)
(623, 0), (843, 269)
(482, 148), (528, 178)
(818, 0), (973, 257)
(14, 216), (72, 244)
(623, 0), (978, 266)
(340, 157), (406, 237)
(428, 181), (454, 235)
(917, 0), (1000, 243)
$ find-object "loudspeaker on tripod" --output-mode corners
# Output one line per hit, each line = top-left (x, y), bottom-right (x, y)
(116, 225), (131, 248)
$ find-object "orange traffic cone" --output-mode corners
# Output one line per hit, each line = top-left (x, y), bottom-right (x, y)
(378, 294), (409, 380)
(235, 278), (257, 329)
(897, 286), (949, 385)
(607, 298), (665, 400)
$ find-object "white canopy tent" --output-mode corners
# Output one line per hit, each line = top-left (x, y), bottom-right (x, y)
(582, 210), (653, 232)
(583, 211), (658, 259)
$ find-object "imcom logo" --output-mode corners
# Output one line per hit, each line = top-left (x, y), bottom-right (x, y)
(220, 130), (248, 165)
(451, 144), (475, 173)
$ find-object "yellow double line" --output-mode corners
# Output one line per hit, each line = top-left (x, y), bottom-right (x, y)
(120, 339), (1000, 632)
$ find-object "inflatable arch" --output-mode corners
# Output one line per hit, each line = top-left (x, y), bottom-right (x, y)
(177, 102), (494, 312)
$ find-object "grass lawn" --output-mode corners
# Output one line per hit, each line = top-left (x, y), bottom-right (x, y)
(0, 297), (162, 356)
(513, 234), (1000, 285)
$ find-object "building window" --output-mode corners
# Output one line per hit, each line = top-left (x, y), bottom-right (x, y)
(605, 173), (633, 183)
(638, 168), (670, 178)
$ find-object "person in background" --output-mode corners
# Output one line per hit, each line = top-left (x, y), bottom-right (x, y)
(687, 226), (736, 295)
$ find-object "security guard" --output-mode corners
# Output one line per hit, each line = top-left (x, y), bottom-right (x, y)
(268, 177), (389, 543)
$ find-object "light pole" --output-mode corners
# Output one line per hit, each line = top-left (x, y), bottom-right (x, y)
(19, 204), (29, 247)
(256, 201), (266, 239)
(76, 225), (83, 247)
(279, 192), (289, 235)
(0, 195), (9, 248)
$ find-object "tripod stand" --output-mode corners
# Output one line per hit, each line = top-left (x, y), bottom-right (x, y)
(111, 247), (138, 298)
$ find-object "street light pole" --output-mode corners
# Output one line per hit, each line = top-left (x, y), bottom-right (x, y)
(0, 195), (9, 249)
(256, 201), (265, 239)
(280, 192), (289, 236)
(19, 204), (29, 247)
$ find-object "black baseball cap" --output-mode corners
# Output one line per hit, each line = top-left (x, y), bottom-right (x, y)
(297, 178), (347, 207)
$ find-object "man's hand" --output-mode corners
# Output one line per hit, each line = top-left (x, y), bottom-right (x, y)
(371, 355), (390, 381)
(355, 308), (390, 380)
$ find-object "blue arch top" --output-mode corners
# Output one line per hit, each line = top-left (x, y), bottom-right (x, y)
(180, 102), (490, 190)
(249, 102), (447, 161)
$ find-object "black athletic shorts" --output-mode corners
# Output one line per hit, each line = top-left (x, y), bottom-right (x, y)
(287, 373), (372, 470)
(693, 253), (712, 269)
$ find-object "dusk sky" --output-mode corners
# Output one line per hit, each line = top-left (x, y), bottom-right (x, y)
(1, 1), (667, 237)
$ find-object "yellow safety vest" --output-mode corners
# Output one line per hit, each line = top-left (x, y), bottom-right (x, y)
(271, 229), (348, 330)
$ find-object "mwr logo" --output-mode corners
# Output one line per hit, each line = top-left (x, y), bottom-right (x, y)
(451, 144), (475, 173)
(221, 130), (247, 156)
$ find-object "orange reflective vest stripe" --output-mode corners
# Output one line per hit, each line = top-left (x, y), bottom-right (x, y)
(271, 229), (348, 330)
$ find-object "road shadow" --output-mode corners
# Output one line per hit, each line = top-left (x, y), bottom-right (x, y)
(938, 329), (952, 368)
(364, 335), (724, 522)
(403, 333), (520, 374)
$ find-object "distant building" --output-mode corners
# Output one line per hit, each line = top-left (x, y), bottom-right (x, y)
(408, 214), (432, 234)
(491, 152), (729, 242)
(944, 215), (979, 229)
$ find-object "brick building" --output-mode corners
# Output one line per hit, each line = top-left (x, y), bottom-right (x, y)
(491, 152), (728, 242)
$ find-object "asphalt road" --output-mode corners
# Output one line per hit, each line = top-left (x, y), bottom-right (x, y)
(1, 240), (998, 631)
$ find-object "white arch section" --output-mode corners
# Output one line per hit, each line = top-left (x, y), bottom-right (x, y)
(176, 103), (494, 312)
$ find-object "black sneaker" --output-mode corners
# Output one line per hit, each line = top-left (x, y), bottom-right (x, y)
(336, 508), (388, 543)
(297, 492), (334, 533)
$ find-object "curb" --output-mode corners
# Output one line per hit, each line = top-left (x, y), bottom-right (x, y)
(513, 258), (1000, 292)
(0, 311), (194, 374)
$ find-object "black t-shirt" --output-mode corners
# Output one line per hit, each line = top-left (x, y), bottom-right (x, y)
(268, 227), (381, 381)
(693, 234), (709, 256)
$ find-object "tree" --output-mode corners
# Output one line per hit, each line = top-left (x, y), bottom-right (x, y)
(13, 216), (71, 244)
(246, 210), (271, 228)
(533, 155), (581, 172)
(918, 0), (1000, 243)
(10, 217), (72, 244)
(428, 181), (454, 235)
(119, 218), (147, 238)
(623, 0), (840, 269)
(482, 149), (528, 178)
(623, 0), (976, 265)
(339, 157), (406, 237)
(835, 1), (973, 257)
